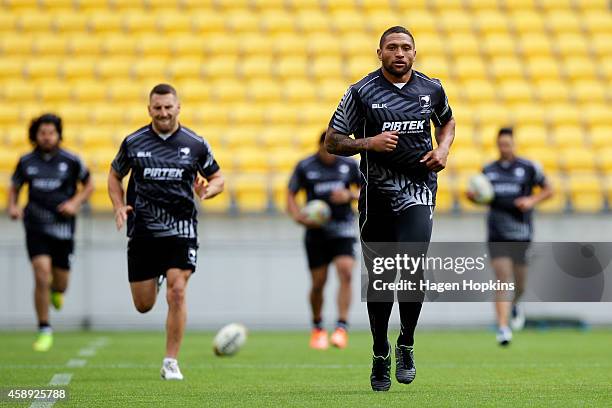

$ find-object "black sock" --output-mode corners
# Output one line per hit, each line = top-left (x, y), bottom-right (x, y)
(336, 320), (348, 331)
(397, 302), (423, 347)
(367, 302), (393, 356)
(38, 322), (51, 331)
(312, 318), (323, 330)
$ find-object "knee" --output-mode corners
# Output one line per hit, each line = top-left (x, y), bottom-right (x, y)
(338, 270), (352, 285)
(166, 285), (185, 307)
(35, 274), (50, 289)
(134, 299), (154, 313)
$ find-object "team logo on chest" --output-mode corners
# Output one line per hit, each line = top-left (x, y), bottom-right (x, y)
(58, 162), (68, 173)
(419, 95), (431, 109)
(514, 167), (525, 178)
(178, 147), (191, 160)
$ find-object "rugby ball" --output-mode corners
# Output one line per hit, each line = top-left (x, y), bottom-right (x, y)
(468, 174), (494, 204)
(213, 323), (248, 357)
(301, 199), (331, 226)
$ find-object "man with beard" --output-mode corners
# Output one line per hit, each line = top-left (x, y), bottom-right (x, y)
(8, 113), (94, 351)
(108, 84), (224, 380)
(325, 26), (456, 391)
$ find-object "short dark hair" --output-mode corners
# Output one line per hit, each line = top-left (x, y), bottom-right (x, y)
(319, 131), (326, 145)
(29, 113), (62, 143)
(498, 127), (514, 138)
(379, 26), (415, 49)
(149, 83), (177, 99)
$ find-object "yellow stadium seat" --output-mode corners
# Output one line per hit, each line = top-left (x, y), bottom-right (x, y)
(25, 59), (61, 80)
(602, 57), (612, 81)
(447, 147), (485, 173)
(572, 80), (607, 104)
(555, 34), (591, 58)
(523, 147), (559, 173)
(269, 148), (305, 173)
(548, 104), (581, 126)
(499, 80), (534, 104)
(453, 124), (477, 148)
(439, 11), (473, 34)
(226, 12), (260, 33)
(72, 78), (108, 103)
(589, 126), (612, 149)
(211, 81), (246, 102)
(518, 34), (552, 58)
(295, 11), (330, 34)
(36, 81), (69, 103)
(265, 104), (300, 126)
(526, 58), (561, 81)
(583, 104), (608, 127)
(308, 33), (342, 57)
(67, 37), (101, 56)
(170, 37), (205, 58)
(293, 126), (326, 149)
(319, 80), (350, 104)
(0, 35), (33, 56)
(325, 0), (355, 12)
(132, 58), (169, 81)
(366, 11), (405, 35)
(123, 13), (158, 34)
(88, 13), (123, 34)
(253, 0), (287, 10)
(534, 173), (566, 213)
(261, 10), (296, 35)
(448, 34), (481, 57)
(176, 81), (211, 103)
(474, 11), (509, 34)
(414, 57), (451, 83)
(482, 34), (516, 57)
(552, 126), (586, 148)
(474, 104), (511, 127)
(199, 185), (232, 213)
(52, 13), (88, 32)
(511, 11), (544, 35)
(204, 36), (240, 58)
(454, 57), (487, 82)
(96, 58), (133, 79)
(432, 0), (466, 10)
(598, 148), (612, 174)
(53, 104), (91, 125)
(343, 34), (380, 59)
(230, 104), (265, 125)
(216, 0), (250, 10)
(361, 0), (395, 13)
(283, 80), (317, 103)
(540, 0), (574, 10)
(248, 80), (282, 103)
(311, 57), (343, 80)
(91, 106), (128, 126)
(510, 104), (544, 125)
(188, 104), (226, 126)
(513, 126), (549, 148)
(271, 172), (292, 212)
(332, 12), (367, 34)
(191, 12), (226, 34)
(546, 11), (582, 34)
(299, 104), (333, 127)
(491, 57), (524, 81)
(273, 35), (308, 57)
(0, 13), (18, 33)
(564, 57), (598, 81)
(202, 56), (238, 79)
(259, 126), (295, 148)
(137, 37), (172, 58)
(0, 106), (21, 126)
(107, 82), (145, 103)
(17, 13), (53, 33)
(240, 35), (271, 57)
(402, 11), (438, 35)
(181, 0), (216, 10)
(240, 56), (273, 79)
(568, 174), (604, 212)
(32, 36), (67, 56)
(233, 147), (268, 171)
(79, 127), (118, 149)
(535, 81), (571, 104)
(582, 13), (612, 35)
(463, 80), (497, 103)
(346, 56), (380, 82)
(232, 174), (269, 213)
(75, 0), (108, 11)
(61, 59), (96, 81)
(0, 58), (24, 80)
(156, 13), (192, 35)
(124, 104), (151, 128)
(167, 58), (203, 81)
(591, 34), (612, 59)
(110, 0), (145, 11)
(100, 35), (136, 56)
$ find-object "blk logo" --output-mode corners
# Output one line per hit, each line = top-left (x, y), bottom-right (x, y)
(419, 95), (431, 109)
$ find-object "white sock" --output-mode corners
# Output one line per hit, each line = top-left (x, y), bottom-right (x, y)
(163, 357), (177, 365)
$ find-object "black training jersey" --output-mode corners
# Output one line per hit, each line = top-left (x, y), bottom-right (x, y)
(288, 154), (360, 239)
(329, 68), (453, 215)
(111, 124), (219, 239)
(11, 148), (90, 240)
(483, 158), (547, 242)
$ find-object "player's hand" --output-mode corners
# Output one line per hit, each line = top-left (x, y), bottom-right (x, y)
(465, 191), (477, 203)
(368, 131), (399, 152)
(194, 178), (210, 200)
(114, 205), (133, 230)
(294, 213), (321, 229)
(420, 147), (448, 172)
(8, 205), (23, 220)
(514, 196), (535, 212)
(57, 199), (80, 217)
(329, 189), (352, 205)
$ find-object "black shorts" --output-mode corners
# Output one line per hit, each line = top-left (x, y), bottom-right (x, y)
(127, 236), (199, 282)
(304, 231), (355, 270)
(26, 230), (74, 270)
(488, 241), (530, 265)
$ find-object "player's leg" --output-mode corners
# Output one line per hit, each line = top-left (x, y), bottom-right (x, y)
(129, 279), (158, 313)
(49, 238), (73, 310)
(491, 253), (514, 345)
(31, 255), (54, 351)
(510, 243), (529, 331)
(330, 255), (353, 348)
(309, 264), (329, 349)
(161, 268), (191, 380)
(395, 205), (432, 385)
(127, 237), (161, 313)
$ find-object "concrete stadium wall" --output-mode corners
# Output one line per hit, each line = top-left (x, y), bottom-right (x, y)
(1, 213), (611, 331)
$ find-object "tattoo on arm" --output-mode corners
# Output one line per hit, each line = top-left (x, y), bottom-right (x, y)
(325, 128), (368, 156)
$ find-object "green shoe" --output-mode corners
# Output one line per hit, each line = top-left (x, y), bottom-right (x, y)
(50, 291), (64, 310)
(33, 332), (53, 352)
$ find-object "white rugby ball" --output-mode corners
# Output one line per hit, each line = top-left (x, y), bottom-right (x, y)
(301, 199), (331, 226)
(468, 174), (494, 204)
(213, 323), (248, 356)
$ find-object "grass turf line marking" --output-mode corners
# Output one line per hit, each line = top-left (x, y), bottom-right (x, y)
(28, 373), (72, 408)
(66, 359), (87, 368)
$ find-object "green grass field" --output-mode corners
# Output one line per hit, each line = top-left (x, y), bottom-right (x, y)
(1, 329), (611, 407)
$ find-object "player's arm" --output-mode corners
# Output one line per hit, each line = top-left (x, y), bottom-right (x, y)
(108, 168), (132, 230)
(420, 117), (456, 172)
(325, 127), (399, 156)
(7, 183), (23, 220)
(194, 170), (224, 200)
(57, 177), (94, 217)
(286, 190), (320, 229)
(515, 179), (554, 212)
